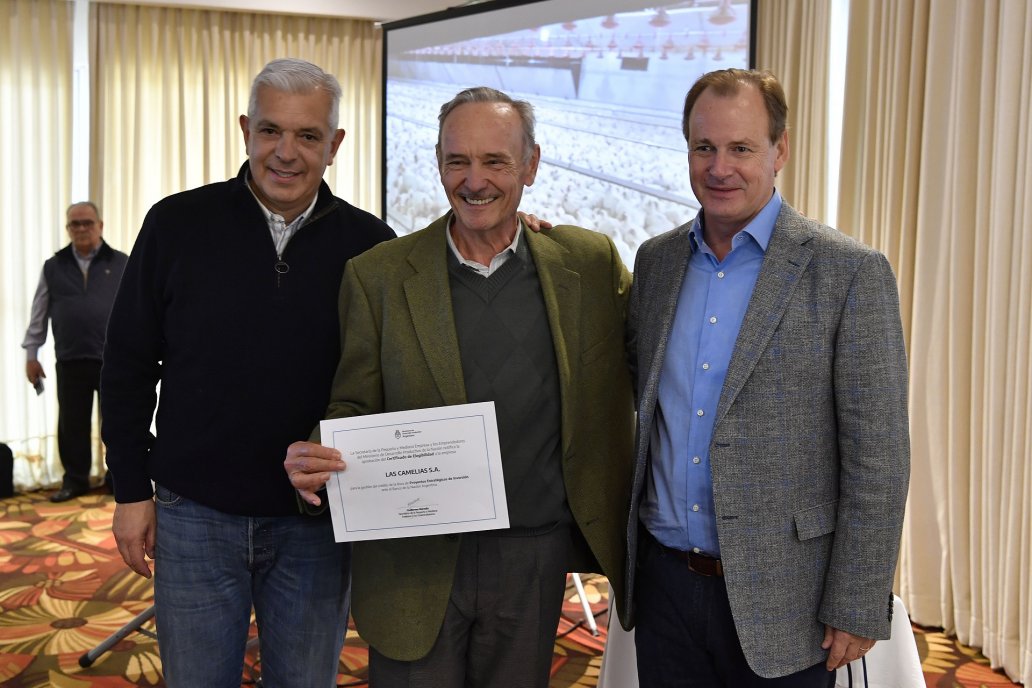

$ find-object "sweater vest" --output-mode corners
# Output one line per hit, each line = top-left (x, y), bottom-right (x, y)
(44, 243), (127, 362)
(447, 241), (569, 530)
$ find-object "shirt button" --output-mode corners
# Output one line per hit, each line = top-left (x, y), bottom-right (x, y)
(696, 409), (704, 417)
(693, 456), (701, 464)
(692, 504), (700, 512)
(692, 547), (701, 553)
(717, 271), (725, 278)
(702, 362), (710, 370)
(709, 316), (718, 324)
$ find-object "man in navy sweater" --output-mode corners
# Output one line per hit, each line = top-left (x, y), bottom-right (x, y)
(100, 59), (395, 687)
(23, 201), (127, 502)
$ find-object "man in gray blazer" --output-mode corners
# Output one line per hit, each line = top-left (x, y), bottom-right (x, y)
(624, 68), (910, 686)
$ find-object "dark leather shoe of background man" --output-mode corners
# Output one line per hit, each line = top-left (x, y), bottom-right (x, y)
(50, 486), (87, 502)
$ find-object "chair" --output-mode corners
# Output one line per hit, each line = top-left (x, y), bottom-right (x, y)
(78, 604), (157, 668)
(597, 583), (637, 687)
(598, 592), (924, 687)
(78, 604), (262, 684)
(570, 572), (600, 635)
(834, 596), (924, 688)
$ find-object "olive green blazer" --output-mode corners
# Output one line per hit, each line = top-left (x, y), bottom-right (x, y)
(321, 214), (634, 661)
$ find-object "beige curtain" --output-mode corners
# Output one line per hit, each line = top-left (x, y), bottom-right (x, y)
(755, 0), (830, 223)
(0, 0), (75, 490)
(840, 1), (1032, 684)
(837, 0), (926, 334)
(91, 3), (383, 255)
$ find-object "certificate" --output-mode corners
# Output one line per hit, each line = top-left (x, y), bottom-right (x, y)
(320, 402), (508, 542)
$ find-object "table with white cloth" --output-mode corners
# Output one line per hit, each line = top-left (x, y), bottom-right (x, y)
(598, 590), (924, 688)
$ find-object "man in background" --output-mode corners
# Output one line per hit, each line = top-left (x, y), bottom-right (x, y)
(625, 68), (910, 686)
(100, 58), (395, 687)
(23, 201), (127, 502)
(284, 86), (634, 688)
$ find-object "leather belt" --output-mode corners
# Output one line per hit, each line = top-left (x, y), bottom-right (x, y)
(684, 550), (724, 577)
(657, 540), (724, 577)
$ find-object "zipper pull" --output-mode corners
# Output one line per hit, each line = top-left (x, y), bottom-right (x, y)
(275, 256), (289, 288)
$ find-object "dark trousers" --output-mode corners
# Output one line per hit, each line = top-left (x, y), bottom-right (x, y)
(55, 359), (102, 491)
(634, 533), (836, 688)
(370, 527), (573, 688)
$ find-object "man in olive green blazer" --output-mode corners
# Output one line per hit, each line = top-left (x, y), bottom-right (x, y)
(285, 87), (633, 688)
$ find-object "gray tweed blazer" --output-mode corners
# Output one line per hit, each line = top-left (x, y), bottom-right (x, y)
(623, 202), (910, 678)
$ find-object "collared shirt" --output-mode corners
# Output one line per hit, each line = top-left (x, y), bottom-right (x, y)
(73, 244), (100, 275)
(247, 182), (319, 257)
(641, 191), (783, 556)
(446, 215), (522, 277)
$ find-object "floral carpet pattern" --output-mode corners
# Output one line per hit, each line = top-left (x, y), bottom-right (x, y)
(0, 490), (1022, 687)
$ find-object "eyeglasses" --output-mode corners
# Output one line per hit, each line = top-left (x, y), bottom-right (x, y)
(66, 220), (97, 229)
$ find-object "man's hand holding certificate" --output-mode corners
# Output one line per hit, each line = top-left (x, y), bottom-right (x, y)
(315, 402), (508, 542)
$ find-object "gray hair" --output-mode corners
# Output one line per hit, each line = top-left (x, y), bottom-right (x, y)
(248, 58), (342, 131)
(436, 86), (536, 162)
(67, 201), (101, 219)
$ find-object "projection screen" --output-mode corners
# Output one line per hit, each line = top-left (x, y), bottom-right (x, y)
(382, 0), (755, 266)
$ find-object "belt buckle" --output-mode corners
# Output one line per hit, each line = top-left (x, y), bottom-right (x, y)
(687, 551), (723, 577)
(687, 554), (710, 576)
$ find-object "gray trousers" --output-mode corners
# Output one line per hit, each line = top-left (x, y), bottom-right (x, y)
(369, 526), (574, 688)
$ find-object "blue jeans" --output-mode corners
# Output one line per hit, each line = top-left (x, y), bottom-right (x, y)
(153, 485), (350, 688)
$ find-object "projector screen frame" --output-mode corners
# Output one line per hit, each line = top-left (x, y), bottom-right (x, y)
(380, 0), (758, 258)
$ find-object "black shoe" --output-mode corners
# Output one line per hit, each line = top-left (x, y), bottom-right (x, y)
(50, 487), (87, 502)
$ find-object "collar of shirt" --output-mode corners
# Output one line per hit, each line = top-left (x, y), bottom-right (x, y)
(689, 189), (783, 260)
(641, 189), (783, 556)
(246, 178), (319, 257)
(73, 242), (102, 273)
(445, 214), (525, 278)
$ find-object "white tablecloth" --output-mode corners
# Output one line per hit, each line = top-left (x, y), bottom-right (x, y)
(598, 591), (924, 688)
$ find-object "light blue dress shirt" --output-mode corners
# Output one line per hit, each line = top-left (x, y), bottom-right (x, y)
(641, 191), (783, 556)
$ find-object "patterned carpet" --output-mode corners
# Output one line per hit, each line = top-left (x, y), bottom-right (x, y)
(0, 489), (1021, 687)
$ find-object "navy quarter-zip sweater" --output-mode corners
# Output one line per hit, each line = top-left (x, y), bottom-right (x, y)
(101, 164), (395, 516)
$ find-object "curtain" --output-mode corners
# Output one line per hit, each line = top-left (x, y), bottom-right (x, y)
(837, 0), (926, 335)
(91, 2), (383, 255)
(0, 0), (74, 490)
(840, 1), (1032, 683)
(755, 0), (830, 224)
